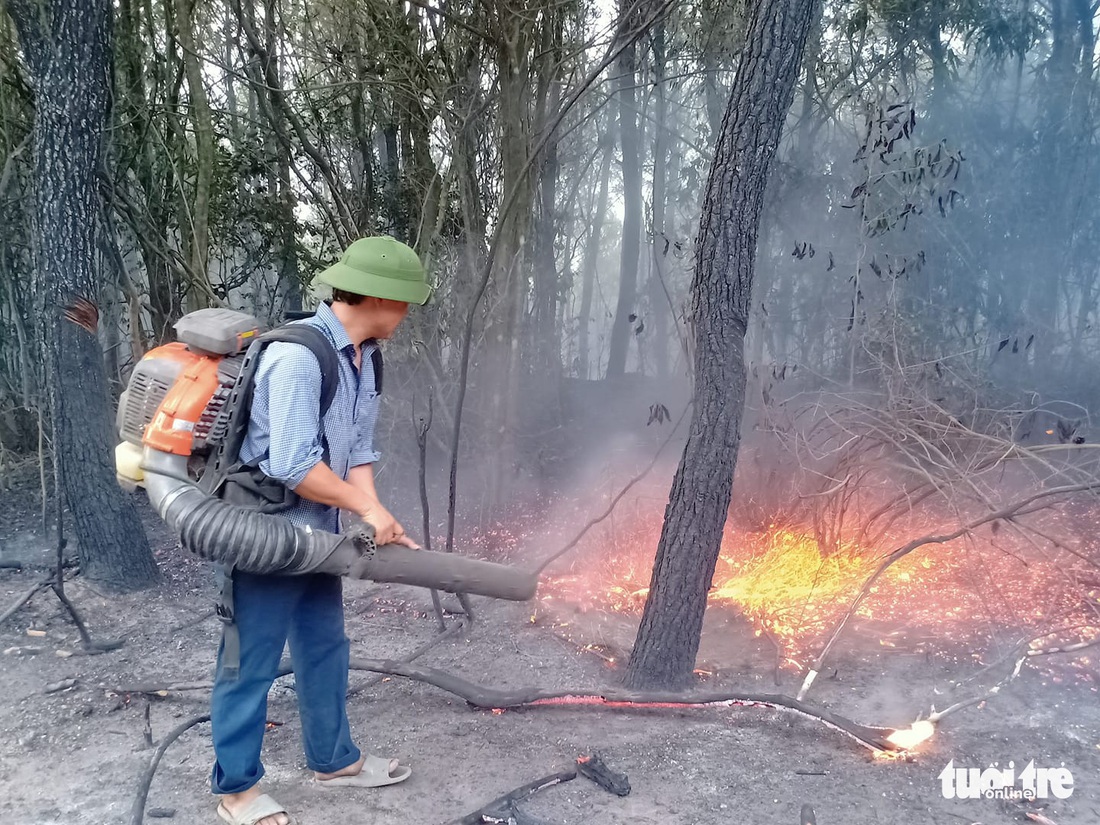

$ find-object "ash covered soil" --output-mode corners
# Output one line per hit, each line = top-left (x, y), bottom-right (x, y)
(1, 488), (1098, 825)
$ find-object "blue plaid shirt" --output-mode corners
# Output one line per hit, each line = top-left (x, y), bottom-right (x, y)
(239, 302), (381, 533)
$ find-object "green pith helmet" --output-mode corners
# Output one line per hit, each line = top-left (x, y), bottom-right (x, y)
(313, 236), (431, 305)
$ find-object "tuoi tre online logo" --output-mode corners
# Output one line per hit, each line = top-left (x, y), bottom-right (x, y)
(939, 759), (1074, 800)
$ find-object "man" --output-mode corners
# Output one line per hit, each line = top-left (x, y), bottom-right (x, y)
(211, 236), (430, 825)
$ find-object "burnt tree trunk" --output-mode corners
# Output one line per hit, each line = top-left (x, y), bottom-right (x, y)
(7, 0), (159, 591)
(625, 0), (821, 689)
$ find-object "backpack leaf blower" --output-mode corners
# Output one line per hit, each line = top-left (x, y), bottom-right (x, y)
(115, 308), (538, 602)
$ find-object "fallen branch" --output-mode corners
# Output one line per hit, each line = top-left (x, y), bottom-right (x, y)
(43, 677), (78, 694)
(111, 620), (467, 698)
(0, 576), (52, 627)
(0, 513), (120, 651)
(169, 608), (216, 633)
(127, 621), (912, 825)
(109, 681), (214, 696)
(346, 619), (465, 698)
(344, 657), (902, 753)
(129, 713), (211, 825)
(506, 802), (560, 825)
(449, 770), (577, 825)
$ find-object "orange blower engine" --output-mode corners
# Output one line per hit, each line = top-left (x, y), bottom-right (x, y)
(115, 308), (258, 490)
(114, 308), (539, 599)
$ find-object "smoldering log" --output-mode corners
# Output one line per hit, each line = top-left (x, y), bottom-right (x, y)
(346, 657), (902, 752)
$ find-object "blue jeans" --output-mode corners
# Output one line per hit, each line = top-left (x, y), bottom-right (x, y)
(210, 571), (361, 794)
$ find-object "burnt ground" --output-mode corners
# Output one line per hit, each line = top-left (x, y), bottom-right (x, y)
(1, 473), (1099, 825)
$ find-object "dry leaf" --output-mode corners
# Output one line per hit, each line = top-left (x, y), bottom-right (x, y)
(63, 297), (100, 333)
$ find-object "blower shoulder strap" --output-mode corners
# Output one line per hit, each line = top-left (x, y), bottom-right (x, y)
(368, 343), (383, 395)
(259, 324), (341, 415)
(203, 322), (338, 496)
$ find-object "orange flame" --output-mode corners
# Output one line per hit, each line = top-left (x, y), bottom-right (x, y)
(885, 720), (935, 750)
(543, 516), (1099, 681)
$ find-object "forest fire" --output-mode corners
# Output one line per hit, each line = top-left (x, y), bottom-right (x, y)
(541, 518), (1100, 681)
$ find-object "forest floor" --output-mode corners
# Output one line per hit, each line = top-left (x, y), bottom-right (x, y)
(1, 478), (1099, 825)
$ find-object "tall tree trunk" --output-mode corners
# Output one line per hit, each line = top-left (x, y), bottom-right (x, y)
(625, 0), (821, 690)
(577, 138), (613, 379)
(114, 0), (178, 340)
(532, 135), (560, 373)
(262, 0), (299, 317)
(349, 31), (377, 234)
(484, 0), (534, 509)
(648, 19), (670, 378)
(530, 11), (564, 377)
(397, 2), (443, 254)
(233, 0), (356, 246)
(606, 1), (642, 377)
(272, 136), (300, 317)
(176, 0), (216, 309)
(7, 0), (159, 591)
(398, 78), (443, 251)
(381, 119), (402, 237)
(1024, 0), (1088, 372)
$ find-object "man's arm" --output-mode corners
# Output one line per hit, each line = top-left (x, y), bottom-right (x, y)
(347, 464), (418, 547)
(293, 462), (376, 519)
(253, 344), (378, 526)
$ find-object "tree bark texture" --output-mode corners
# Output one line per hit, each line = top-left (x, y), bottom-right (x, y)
(625, 0), (821, 689)
(7, 0), (159, 591)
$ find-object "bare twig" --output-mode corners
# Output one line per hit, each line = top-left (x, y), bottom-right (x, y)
(414, 394), (447, 631)
(534, 402), (690, 575)
(797, 482), (1100, 700)
(0, 577), (52, 627)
